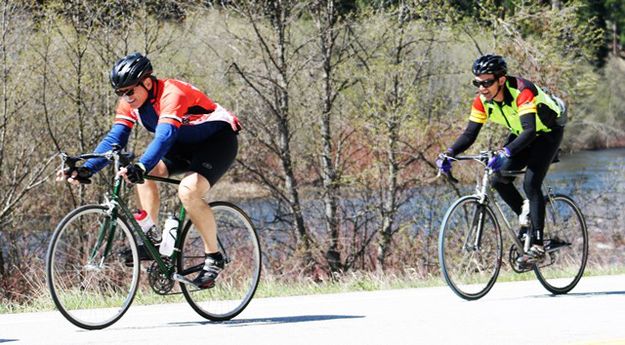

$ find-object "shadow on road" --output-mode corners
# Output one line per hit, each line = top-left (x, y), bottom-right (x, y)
(103, 315), (365, 332)
(530, 290), (625, 299)
(0, 340), (18, 344)
(556, 290), (625, 297)
(170, 314), (365, 328)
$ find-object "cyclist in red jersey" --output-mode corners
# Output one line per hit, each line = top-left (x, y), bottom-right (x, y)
(437, 54), (566, 267)
(57, 52), (240, 289)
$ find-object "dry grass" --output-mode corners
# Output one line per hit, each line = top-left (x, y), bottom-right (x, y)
(3, 262), (625, 314)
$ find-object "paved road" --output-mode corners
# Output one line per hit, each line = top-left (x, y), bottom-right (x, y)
(1, 274), (625, 345)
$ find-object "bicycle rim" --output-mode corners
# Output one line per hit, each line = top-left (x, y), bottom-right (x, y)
(46, 205), (139, 330)
(439, 196), (502, 300)
(179, 202), (261, 321)
(534, 195), (588, 294)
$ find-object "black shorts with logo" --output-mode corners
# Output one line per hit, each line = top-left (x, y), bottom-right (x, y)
(162, 123), (238, 186)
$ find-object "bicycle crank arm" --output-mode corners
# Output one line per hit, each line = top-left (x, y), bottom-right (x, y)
(172, 273), (201, 289)
(545, 242), (571, 253)
(545, 246), (566, 254)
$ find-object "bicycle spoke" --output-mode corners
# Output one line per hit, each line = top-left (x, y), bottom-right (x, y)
(179, 202), (261, 321)
(534, 195), (588, 294)
(439, 197), (502, 300)
(47, 206), (139, 330)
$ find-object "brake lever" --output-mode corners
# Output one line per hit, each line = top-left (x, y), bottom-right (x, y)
(59, 152), (81, 169)
(119, 151), (135, 167)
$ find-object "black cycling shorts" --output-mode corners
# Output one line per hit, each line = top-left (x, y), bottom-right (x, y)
(162, 123), (238, 186)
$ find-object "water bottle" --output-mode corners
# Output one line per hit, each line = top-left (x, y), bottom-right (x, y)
(159, 214), (178, 256)
(134, 209), (161, 244)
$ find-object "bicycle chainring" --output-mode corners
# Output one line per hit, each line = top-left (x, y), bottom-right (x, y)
(508, 245), (533, 273)
(147, 258), (175, 295)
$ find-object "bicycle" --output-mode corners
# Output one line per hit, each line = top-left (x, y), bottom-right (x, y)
(437, 150), (588, 300)
(46, 146), (262, 329)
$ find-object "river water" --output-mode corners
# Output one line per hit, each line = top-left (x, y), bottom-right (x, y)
(547, 147), (625, 192)
(239, 148), (625, 247)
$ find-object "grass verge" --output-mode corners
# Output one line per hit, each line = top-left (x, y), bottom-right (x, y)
(2, 265), (624, 314)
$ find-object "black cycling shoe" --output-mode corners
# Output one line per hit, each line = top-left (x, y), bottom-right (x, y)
(191, 254), (225, 289)
(121, 244), (154, 267)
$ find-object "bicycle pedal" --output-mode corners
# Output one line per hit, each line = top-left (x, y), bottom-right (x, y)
(172, 273), (201, 289)
(545, 238), (570, 252)
(536, 253), (556, 268)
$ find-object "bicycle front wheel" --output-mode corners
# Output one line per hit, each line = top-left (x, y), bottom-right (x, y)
(439, 196), (502, 300)
(179, 201), (261, 321)
(46, 205), (140, 330)
(534, 194), (588, 294)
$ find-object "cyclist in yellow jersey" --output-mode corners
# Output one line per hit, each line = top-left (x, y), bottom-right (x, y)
(437, 54), (566, 265)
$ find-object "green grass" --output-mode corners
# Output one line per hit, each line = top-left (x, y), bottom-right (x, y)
(497, 264), (625, 282)
(254, 271), (445, 299)
(2, 265), (625, 314)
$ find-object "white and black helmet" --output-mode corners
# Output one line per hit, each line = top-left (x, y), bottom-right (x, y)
(110, 52), (153, 89)
(472, 54), (507, 77)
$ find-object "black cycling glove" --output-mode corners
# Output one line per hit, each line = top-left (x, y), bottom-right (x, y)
(63, 166), (93, 184)
(125, 163), (146, 184)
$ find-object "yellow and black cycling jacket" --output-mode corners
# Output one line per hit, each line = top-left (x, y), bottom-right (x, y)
(450, 76), (562, 156)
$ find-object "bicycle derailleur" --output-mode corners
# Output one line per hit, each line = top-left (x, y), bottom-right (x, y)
(147, 258), (176, 295)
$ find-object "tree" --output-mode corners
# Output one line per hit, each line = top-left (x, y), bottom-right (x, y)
(604, 0), (625, 55)
(228, 1), (315, 268)
(0, 0), (52, 296)
(308, 0), (358, 272)
(350, 1), (454, 269)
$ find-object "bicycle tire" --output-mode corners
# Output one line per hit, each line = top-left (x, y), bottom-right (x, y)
(534, 194), (588, 294)
(46, 205), (140, 330)
(439, 196), (503, 300)
(178, 201), (261, 321)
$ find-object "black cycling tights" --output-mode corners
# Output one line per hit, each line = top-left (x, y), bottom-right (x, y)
(491, 127), (564, 245)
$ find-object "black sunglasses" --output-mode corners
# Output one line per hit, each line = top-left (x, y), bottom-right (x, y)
(472, 78), (497, 88)
(114, 86), (136, 97)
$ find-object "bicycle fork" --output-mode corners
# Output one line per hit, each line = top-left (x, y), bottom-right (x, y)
(464, 171), (497, 252)
(464, 205), (486, 251)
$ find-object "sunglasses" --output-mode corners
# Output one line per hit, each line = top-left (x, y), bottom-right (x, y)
(472, 78), (497, 88)
(114, 86), (136, 97)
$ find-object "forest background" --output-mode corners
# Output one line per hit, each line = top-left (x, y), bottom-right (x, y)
(1, 0), (624, 309)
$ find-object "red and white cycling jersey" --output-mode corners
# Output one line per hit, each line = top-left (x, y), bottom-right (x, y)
(113, 78), (240, 134)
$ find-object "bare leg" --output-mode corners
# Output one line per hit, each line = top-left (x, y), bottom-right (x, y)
(136, 161), (169, 224)
(178, 172), (217, 254)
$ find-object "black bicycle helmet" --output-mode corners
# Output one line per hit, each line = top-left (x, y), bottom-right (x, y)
(472, 54), (507, 77)
(110, 52), (153, 89)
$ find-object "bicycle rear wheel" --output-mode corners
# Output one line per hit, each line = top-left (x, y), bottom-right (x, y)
(46, 205), (140, 330)
(534, 194), (588, 294)
(439, 196), (502, 300)
(179, 201), (261, 321)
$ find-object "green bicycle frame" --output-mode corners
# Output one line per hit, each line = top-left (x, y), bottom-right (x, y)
(95, 174), (187, 276)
